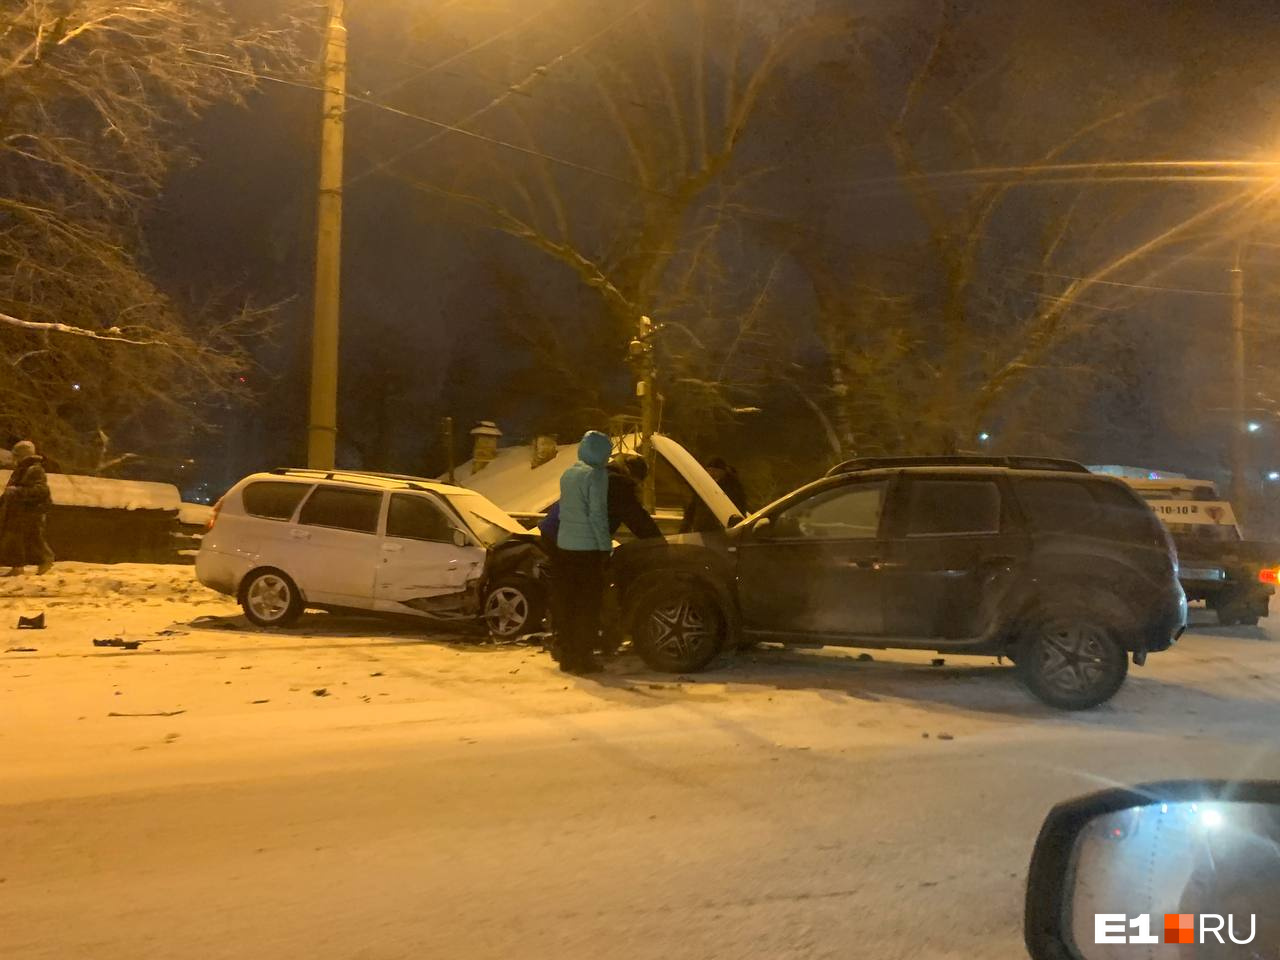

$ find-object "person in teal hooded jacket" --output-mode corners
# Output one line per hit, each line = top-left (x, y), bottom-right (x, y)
(552, 430), (612, 673)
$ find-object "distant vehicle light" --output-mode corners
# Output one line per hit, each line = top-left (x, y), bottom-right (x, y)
(1259, 567), (1280, 585)
(1248, 421), (1262, 433)
(1268, 471), (1280, 482)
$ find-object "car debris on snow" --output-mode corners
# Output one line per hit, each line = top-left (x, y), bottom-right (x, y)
(17, 613), (45, 629)
(107, 710), (186, 718)
(5, 646), (37, 653)
(93, 637), (140, 649)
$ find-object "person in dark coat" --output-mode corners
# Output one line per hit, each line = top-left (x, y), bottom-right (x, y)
(706, 457), (748, 514)
(681, 456), (749, 533)
(1, 440), (55, 576)
(605, 454), (662, 541)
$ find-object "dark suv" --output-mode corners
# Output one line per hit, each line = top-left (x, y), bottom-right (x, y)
(614, 457), (1187, 710)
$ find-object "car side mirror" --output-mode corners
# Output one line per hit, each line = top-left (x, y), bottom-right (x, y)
(752, 516), (772, 536)
(1025, 780), (1280, 959)
(452, 528), (468, 548)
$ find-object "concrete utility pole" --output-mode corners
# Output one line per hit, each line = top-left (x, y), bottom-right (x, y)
(1230, 246), (1248, 521)
(631, 315), (658, 510)
(307, 0), (347, 469)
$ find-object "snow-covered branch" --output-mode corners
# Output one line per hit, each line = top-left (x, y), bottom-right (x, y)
(0, 310), (167, 346)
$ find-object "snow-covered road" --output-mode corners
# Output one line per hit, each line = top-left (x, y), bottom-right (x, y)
(2, 564), (1279, 959)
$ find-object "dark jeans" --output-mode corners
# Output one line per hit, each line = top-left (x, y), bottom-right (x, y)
(1, 514), (53, 568)
(552, 549), (607, 664)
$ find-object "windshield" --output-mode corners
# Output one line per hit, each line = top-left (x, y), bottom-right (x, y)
(18, 3), (1280, 959)
(443, 489), (529, 546)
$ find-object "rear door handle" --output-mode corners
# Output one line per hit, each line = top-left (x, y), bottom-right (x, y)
(382, 542), (404, 553)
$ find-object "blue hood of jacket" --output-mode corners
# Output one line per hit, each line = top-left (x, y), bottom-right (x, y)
(556, 431), (612, 552)
(578, 431), (611, 468)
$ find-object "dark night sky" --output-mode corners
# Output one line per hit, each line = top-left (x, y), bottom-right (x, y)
(144, 0), (1280, 502)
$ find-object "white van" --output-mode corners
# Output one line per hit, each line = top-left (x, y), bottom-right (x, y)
(196, 469), (548, 637)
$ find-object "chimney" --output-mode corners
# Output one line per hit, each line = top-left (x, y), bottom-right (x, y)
(469, 421), (503, 473)
(531, 435), (558, 468)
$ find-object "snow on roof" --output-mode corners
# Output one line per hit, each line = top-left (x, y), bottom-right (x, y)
(0, 471), (182, 511)
(447, 434), (740, 526)
(254, 469), (466, 496)
(179, 502), (214, 526)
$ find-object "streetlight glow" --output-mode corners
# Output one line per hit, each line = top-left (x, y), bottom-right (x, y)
(1248, 421), (1262, 433)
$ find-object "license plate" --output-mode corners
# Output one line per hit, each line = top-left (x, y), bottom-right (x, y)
(1180, 567), (1224, 581)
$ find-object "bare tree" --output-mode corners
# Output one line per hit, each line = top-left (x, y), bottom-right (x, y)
(796, 0), (1273, 461)
(377, 0), (843, 440)
(0, 1), (303, 469)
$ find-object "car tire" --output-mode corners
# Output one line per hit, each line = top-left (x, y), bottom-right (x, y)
(483, 576), (545, 639)
(1016, 609), (1129, 710)
(630, 580), (725, 673)
(240, 568), (304, 628)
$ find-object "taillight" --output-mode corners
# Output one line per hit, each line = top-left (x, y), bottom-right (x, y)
(207, 498), (223, 532)
(1259, 567), (1279, 585)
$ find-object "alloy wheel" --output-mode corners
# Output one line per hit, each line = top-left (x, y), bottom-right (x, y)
(485, 586), (530, 637)
(247, 574), (292, 623)
(647, 597), (713, 661)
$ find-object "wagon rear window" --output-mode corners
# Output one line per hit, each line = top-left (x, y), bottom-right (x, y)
(241, 481), (310, 521)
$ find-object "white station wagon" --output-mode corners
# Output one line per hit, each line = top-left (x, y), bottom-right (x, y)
(196, 469), (548, 637)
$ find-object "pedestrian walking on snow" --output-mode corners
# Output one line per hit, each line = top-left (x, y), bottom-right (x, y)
(0, 440), (55, 576)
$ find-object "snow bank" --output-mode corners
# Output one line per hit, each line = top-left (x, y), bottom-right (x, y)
(0, 561), (204, 599)
(0, 471), (181, 512)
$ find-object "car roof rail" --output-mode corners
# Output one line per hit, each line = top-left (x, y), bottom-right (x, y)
(267, 467), (442, 492)
(824, 455), (1092, 477)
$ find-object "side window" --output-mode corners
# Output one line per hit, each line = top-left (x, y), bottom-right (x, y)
(906, 480), (1001, 537)
(386, 494), (454, 543)
(298, 486), (382, 534)
(1015, 480), (1098, 533)
(1017, 479), (1166, 546)
(1090, 483), (1168, 545)
(770, 481), (886, 540)
(241, 481), (310, 521)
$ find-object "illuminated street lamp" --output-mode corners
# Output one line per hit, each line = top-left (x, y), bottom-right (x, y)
(1268, 471), (1279, 482)
(977, 431), (992, 444)
(1248, 421), (1262, 433)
